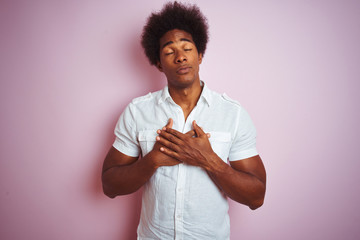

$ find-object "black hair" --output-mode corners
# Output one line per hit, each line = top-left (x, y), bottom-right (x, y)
(141, 1), (209, 65)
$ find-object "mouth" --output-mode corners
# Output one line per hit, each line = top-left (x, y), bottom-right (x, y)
(176, 66), (191, 74)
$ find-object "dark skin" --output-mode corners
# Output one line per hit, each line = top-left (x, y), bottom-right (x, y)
(102, 119), (186, 197)
(156, 29), (203, 118)
(157, 120), (266, 209)
(102, 29), (266, 209)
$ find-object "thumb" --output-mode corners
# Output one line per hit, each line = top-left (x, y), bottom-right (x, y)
(192, 120), (205, 137)
(185, 130), (196, 137)
(164, 118), (173, 129)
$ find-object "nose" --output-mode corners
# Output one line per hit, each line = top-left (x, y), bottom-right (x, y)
(175, 51), (187, 63)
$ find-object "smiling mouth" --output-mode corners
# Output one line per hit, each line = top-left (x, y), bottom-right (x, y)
(176, 66), (191, 74)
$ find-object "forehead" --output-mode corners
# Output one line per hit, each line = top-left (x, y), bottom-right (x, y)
(159, 29), (194, 48)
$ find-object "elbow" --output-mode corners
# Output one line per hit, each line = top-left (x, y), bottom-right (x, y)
(249, 185), (266, 210)
(101, 173), (117, 199)
(102, 183), (117, 199)
(101, 174), (132, 198)
(102, 179), (135, 198)
(249, 198), (264, 210)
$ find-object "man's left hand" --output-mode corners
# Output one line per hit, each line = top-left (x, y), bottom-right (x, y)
(156, 120), (220, 171)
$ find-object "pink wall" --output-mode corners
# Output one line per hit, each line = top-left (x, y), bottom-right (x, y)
(1, 0), (359, 239)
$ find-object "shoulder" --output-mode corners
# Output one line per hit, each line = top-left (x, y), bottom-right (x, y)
(209, 89), (243, 111)
(130, 89), (162, 106)
(131, 92), (153, 105)
(220, 93), (242, 107)
(118, 90), (162, 125)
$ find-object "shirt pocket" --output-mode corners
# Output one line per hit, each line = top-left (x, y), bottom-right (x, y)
(208, 131), (232, 162)
(138, 130), (158, 157)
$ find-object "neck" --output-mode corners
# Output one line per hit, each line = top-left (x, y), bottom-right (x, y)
(168, 80), (203, 117)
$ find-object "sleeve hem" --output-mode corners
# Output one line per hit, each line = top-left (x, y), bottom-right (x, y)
(228, 148), (258, 161)
(112, 141), (139, 157)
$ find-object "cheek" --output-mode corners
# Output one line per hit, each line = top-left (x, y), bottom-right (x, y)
(162, 62), (176, 74)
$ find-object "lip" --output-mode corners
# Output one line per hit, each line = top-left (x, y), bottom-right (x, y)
(176, 65), (192, 74)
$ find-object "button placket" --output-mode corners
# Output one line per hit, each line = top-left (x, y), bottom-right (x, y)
(174, 103), (199, 239)
(174, 162), (186, 239)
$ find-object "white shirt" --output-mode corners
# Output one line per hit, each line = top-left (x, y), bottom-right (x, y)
(113, 82), (258, 240)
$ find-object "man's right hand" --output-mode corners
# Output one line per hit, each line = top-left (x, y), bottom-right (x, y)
(102, 118), (185, 197)
(147, 118), (182, 168)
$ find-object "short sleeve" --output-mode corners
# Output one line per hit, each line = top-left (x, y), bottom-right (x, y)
(112, 103), (140, 157)
(228, 108), (258, 161)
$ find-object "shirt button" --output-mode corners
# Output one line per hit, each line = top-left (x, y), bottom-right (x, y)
(177, 215), (181, 219)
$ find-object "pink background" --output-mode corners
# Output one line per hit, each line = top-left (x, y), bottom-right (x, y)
(1, 0), (360, 239)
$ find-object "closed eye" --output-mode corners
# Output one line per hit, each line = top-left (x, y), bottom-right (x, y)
(184, 49), (192, 51)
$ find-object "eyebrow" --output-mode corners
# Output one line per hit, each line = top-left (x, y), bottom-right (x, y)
(161, 38), (193, 49)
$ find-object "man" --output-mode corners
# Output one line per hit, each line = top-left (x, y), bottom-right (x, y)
(102, 2), (266, 239)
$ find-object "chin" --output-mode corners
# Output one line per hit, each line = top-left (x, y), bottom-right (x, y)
(173, 80), (194, 89)
(170, 76), (199, 88)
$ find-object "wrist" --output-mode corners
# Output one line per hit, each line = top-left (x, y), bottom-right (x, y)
(142, 151), (160, 170)
(205, 152), (227, 174)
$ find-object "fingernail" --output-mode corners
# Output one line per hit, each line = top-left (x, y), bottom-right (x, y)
(156, 136), (160, 141)
(160, 147), (164, 151)
(157, 129), (161, 134)
(162, 127), (166, 130)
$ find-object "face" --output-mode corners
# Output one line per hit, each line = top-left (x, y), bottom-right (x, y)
(157, 29), (203, 89)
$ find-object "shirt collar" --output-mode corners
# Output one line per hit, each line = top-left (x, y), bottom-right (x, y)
(200, 81), (212, 106)
(158, 81), (212, 107)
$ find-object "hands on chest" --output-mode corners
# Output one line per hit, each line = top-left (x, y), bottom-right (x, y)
(154, 118), (220, 171)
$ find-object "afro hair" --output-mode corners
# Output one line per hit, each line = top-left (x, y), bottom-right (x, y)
(141, 1), (209, 66)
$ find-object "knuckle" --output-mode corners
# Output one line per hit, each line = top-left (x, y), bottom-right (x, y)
(169, 143), (176, 150)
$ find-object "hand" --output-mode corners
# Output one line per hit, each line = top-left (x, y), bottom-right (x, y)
(156, 120), (218, 171)
(147, 118), (182, 168)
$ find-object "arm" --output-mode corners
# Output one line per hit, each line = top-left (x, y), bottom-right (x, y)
(102, 147), (154, 198)
(156, 120), (266, 209)
(101, 119), (181, 198)
(206, 155), (266, 210)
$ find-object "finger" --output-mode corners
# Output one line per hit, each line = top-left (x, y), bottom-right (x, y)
(164, 127), (186, 140)
(159, 146), (181, 160)
(158, 138), (181, 153)
(164, 118), (173, 129)
(157, 130), (182, 146)
(185, 130), (196, 137)
(192, 120), (205, 137)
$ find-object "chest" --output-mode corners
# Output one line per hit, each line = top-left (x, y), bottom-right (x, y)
(136, 103), (234, 161)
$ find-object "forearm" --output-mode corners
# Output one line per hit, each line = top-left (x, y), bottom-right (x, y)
(207, 156), (266, 210)
(102, 153), (157, 198)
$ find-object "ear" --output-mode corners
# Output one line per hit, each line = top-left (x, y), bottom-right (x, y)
(198, 53), (203, 64)
(156, 61), (163, 72)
